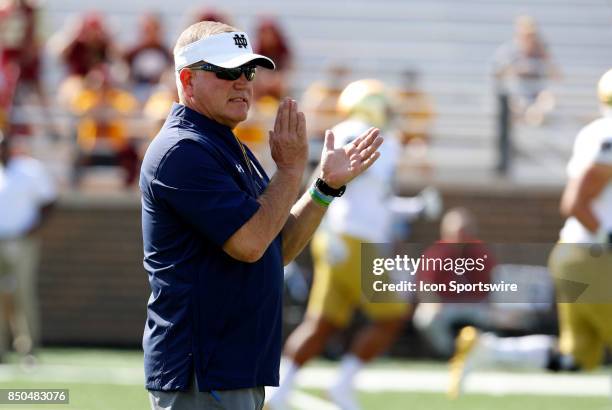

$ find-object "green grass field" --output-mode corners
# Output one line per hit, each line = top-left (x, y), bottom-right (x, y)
(303, 390), (610, 410)
(0, 380), (148, 410)
(0, 349), (609, 410)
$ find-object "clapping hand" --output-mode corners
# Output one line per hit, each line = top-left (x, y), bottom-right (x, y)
(319, 127), (383, 188)
(269, 98), (308, 176)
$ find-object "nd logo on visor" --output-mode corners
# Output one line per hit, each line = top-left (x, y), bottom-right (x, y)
(233, 34), (248, 48)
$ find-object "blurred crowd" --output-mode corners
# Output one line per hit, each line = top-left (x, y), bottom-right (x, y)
(0, 3), (290, 188)
(0, 1), (568, 192)
(0, 1), (444, 191)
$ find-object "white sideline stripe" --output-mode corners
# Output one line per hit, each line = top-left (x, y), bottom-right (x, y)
(0, 364), (144, 386)
(290, 391), (339, 410)
(297, 368), (611, 397)
(0, 364), (609, 396)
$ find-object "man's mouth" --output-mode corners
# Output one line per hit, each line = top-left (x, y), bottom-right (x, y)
(229, 97), (248, 104)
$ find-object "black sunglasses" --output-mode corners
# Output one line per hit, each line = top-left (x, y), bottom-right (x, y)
(188, 62), (257, 81)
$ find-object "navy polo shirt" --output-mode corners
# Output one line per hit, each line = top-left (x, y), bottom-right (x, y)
(140, 103), (283, 392)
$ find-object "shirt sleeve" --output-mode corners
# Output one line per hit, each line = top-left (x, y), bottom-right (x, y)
(594, 137), (612, 166)
(16, 158), (57, 206)
(151, 139), (261, 247)
(566, 126), (591, 178)
(567, 123), (612, 178)
(491, 42), (513, 73)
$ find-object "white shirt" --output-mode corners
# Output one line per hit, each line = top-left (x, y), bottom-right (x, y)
(0, 156), (57, 239)
(559, 117), (612, 243)
(324, 119), (401, 242)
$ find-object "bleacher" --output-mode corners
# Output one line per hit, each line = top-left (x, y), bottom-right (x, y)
(39, 0), (612, 186)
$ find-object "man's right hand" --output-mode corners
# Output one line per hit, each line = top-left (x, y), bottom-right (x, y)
(269, 98), (308, 177)
(223, 99), (308, 263)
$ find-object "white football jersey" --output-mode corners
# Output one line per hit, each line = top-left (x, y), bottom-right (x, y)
(324, 119), (401, 242)
(560, 117), (612, 243)
(0, 156), (57, 239)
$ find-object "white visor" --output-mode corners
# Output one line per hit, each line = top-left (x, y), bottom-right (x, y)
(174, 31), (275, 71)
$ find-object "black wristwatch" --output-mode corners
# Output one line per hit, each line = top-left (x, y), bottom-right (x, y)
(315, 178), (346, 197)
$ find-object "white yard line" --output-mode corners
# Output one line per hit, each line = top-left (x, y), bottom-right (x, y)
(0, 364), (608, 396)
(290, 391), (339, 410)
(0, 364), (144, 386)
(297, 368), (610, 397)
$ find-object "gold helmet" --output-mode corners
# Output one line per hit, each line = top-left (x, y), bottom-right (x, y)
(598, 69), (612, 106)
(337, 79), (392, 129)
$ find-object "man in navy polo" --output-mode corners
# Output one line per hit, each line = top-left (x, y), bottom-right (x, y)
(140, 21), (384, 410)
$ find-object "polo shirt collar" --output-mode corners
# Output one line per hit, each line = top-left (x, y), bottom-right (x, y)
(170, 103), (234, 138)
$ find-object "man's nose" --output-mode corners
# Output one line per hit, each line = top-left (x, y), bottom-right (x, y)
(233, 73), (251, 88)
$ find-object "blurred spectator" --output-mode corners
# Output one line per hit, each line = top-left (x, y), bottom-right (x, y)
(143, 68), (177, 137)
(293, 67), (346, 187)
(0, 0), (59, 138)
(233, 19), (293, 173)
(253, 17), (292, 100)
(395, 69), (435, 175)
(0, 0), (42, 97)
(493, 15), (560, 126)
(69, 65), (140, 187)
(56, 11), (114, 78)
(188, 7), (233, 26)
(301, 64), (350, 144)
(412, 208), (495, 358)
(395, 70), (435, 145)
(0, 131), (56, 363)
(233, 96), (277, 175)
(123, 12), (172, 102)
(0, 56), (19, 131)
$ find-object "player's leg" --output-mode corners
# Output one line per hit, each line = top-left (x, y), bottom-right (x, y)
(414, 303), (489, 358)
(283, 314), (339, 366)
(449, 243), (606, 398)
(413, 303), (452, 357)
(0, 240), (34, 358)
(13, 238), (39, 355)
(327, 281), (409, 410)
(552, 245), (611, 371)
(448, 326), (556, 398)
(266, 231), (356, 409)
(265, 315), (338, 409)
(347, 317), (406, 362)
(555, 303), (599, 371)
(329, 316), (406, 410)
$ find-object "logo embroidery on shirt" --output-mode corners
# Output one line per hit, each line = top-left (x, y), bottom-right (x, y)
(236, 163), (245, 173)
(233, 34), (248, 48)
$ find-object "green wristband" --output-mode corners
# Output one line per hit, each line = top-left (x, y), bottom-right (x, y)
(309, 186), (334, 207)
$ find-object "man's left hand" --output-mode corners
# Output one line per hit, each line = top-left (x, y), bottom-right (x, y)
(319, 127), (383, 188)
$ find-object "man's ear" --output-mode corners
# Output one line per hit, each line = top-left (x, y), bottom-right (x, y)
(179, 69), (193, 99)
